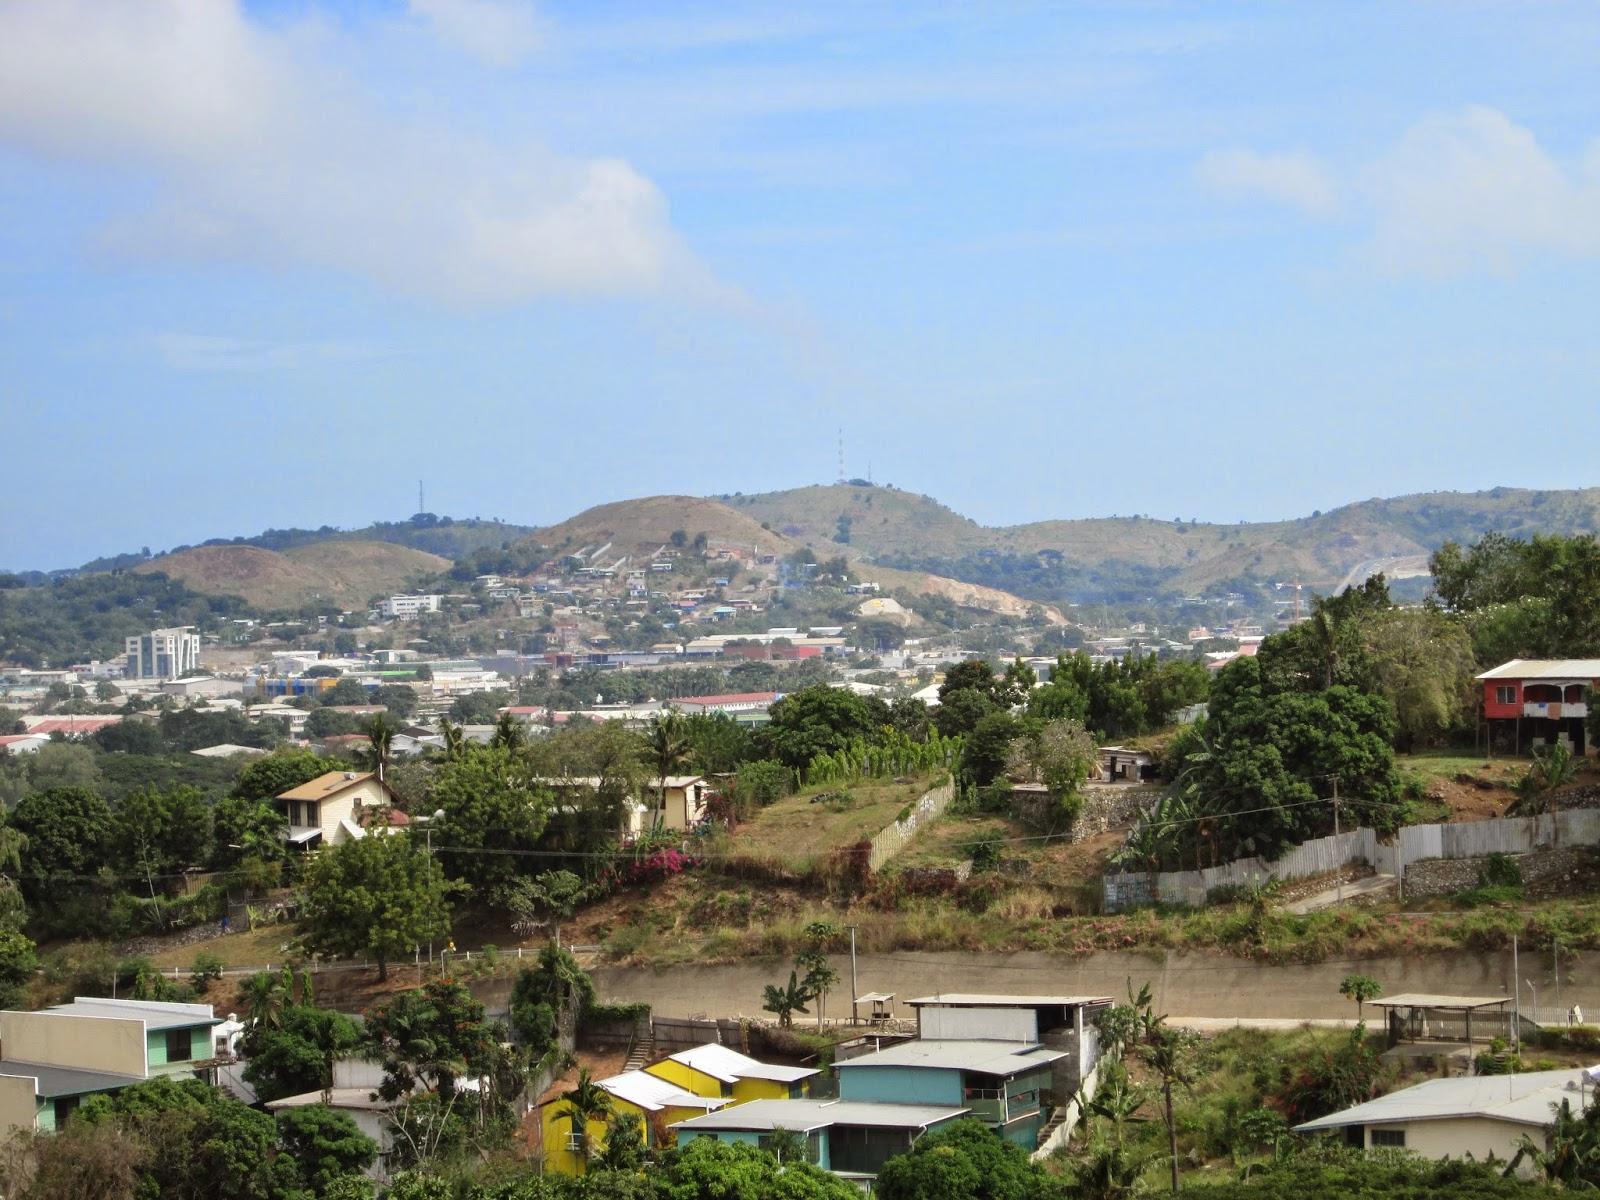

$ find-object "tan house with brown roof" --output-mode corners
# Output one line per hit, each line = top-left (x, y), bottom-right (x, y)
(276, 771), (405, 849)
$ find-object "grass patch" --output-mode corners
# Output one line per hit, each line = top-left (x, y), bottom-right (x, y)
(730, 774), (937, 867)
(1396, 751), (1507, 779)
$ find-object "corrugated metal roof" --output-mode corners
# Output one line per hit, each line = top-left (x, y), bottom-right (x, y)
(908, 994), (1113, 1009)
(1369, 994), (1510, 1010)
(43, 998), (219, 1031)
(662, 1043), (818, 1084)
(0, 1060), (145, 1099)
(1295, 1068), (1596, 1133)
(670, 1098), (968, 1133)
(1476, 659), (1600, 681)
(277, 771), (382, 801)
(597, 1069), (729, 1113)
(833, 1039), (1065, 1076)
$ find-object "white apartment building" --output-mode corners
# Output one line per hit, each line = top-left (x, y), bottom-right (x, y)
(124, 627), (201, 680)
(379, 594), (443, 619)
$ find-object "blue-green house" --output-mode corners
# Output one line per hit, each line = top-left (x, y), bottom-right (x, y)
(0, 998), (223, 1138)
(833, 1040), (1064, 1149)
(672, 1099), (968, 1181)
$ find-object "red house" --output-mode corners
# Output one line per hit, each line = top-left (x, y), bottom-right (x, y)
(1476, 659), (1600, 755)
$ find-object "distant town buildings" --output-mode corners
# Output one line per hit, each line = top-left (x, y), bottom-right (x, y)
(124, 626), (200, 680)
(378, 594), (442, 618)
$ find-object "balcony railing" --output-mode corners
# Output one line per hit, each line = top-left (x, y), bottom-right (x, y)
(1524, 702), (1586, 719)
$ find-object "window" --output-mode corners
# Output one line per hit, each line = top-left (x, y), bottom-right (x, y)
(165, 1028), (193, 1063)
(566, 1134), (584, 1152)
(1371, 1128), (1406, 1148)
(1497, 686), (1516, 705)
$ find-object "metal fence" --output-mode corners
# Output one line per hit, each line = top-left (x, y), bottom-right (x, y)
(1103, 808), (1600, 911)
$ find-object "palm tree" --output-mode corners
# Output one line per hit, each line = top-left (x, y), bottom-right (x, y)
(491, 711), (526, 751)
(239, 971), (289, 1031)
(560, 1068), (614, 1171)
(645, 709), (690, 822)
(762, 970), (810, 1029)
(366, 715), (395, 784)
(437, 716), (466, 762)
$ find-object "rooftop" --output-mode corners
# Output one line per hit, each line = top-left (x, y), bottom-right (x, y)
(276, 770), (383, 801)
(671, 692), (780, 706)
(670, 1098), (968, 1134)
(661, 1043), (819, 1085)
(266, 1086), (396, 1114)
(1295, 1068), (1597, 1133)
(908, 994), (1114, 1009)
(833, 1039), (1065, 1076)
(1369, 994), (1511, 1011)
(1477, 659), (1600, 681)
(597, 1069), (730, 1113)
(42, 997), (219, 1031)
(0, 1060), (147, 1099)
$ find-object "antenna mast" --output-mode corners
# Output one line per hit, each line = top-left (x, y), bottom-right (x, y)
(837, 428), (845, 484)
(418, 479), (425, 515)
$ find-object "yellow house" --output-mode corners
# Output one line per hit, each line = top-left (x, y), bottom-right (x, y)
(644, 1043), (817, 1105)
(541, 1068), (728, 1175)
(276, 771), (405, 849)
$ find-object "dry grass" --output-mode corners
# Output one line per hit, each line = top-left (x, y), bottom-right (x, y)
(730, 775), (937, 866)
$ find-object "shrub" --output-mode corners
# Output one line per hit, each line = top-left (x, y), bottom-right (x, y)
(625, 848), (697, 885)
(1480, 853), (1523, 889)
(189, 951), (225, 992)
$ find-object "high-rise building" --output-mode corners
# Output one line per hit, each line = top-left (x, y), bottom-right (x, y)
(125, 627), (201, 680)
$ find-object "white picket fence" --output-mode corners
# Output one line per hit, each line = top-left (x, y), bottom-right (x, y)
(1103, 808), (1600, 911)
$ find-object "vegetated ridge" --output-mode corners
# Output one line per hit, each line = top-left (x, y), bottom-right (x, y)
(528, 494), (1061, 621)
(134, 541), (450, 610)
(729, 483), (1600, 595)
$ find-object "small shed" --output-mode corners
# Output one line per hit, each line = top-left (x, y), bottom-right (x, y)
(1371, 993), (1513, 1048)
(853, 993), (895, 1025)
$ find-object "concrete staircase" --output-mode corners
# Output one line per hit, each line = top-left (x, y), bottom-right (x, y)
(624, 1019), (656, 1073)
(1035, 1107), (1069, 1151)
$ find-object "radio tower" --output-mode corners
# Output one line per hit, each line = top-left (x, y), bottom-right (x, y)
(837, 428), (845, 484)
(418, 480), (425, 515)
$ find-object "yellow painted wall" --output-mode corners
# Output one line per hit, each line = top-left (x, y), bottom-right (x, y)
(0, 1013), (145, 1077)
(644, 1059), (725, 1100)
(0, 1074), (37, 1139)
(733, 1078), (791, 1103)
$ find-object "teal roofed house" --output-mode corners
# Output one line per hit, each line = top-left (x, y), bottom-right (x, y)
(834, 1040), (1065, 1149)
(672, 1098), (968, 1182)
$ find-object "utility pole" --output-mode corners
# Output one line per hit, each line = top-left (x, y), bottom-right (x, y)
(1332, 777), (1342, 902)
(1513, 933), (1521, 1055)
(849, 926), (859, 1026)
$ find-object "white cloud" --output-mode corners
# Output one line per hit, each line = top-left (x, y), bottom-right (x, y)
(1363, 105), (1600, 276)
(1198, 107), (1600, 276)
(1194, 148), (1339, 217)
(409, 0), (545, 68)
(0, 0), (712, 305)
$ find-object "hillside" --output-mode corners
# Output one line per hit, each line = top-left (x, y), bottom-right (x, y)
(135, 541), (448, 610)
(734, 483), (1600, 598)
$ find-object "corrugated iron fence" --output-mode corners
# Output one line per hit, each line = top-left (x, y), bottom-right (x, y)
(1103, 809), (1600, 911)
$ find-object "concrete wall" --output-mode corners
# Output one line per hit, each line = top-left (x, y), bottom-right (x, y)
(867, 783), (956, 872)
(1362, 1117), (1527, 1173)
(0, 1074), (36, 1138)
(589, 948), (1577, 1022)
(0, 1012), (145, 1077)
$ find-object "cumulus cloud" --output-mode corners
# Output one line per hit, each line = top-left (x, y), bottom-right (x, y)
(1194, 148), (1339, 217)
(1199, 107), (1600, 276)
(0, 0), (711, 305)
(1363, 105), (1600, 276)
(409, 0), (545, 67)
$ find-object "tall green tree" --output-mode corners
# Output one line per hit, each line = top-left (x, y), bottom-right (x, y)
(429, 746), (552, 893)
(299, 834), (451, 981)
(274, 1105), (378, 1195)
(12, 785), (112, 903)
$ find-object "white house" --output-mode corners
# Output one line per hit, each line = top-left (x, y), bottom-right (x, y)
(1294, 1067), (1600, 1174)
(276, 771), (406, 848)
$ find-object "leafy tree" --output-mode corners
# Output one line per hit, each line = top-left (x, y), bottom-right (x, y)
(876, 1118), (1068, 1200)
(430, 746), (553, 893)
(241, 1004), (362, 1103)
(594, 1111), (646, 1173)
(229, 749), (336, 808)
(762, 686), (886, 770)
(657, 1136), (860, 1200)
(12, 786), (112, 903)
(115, 786), (212, 894)
(321, 678), (371, 707)
(1338, 974), (1382, 1023)
(275, 1104), (378, 1195)
(732, 759), (791, 811)
(961, 711), (1018, 786)
(0, 930), (37, 1009)
(508, 945), (595, 1059)
(299, 834), (451, 980)
(934, 687), (998, 739)
(940, 660), (1001, 705)
(365, 979), (503, 1103)
(1360, 607), (1477, 749)
(1188, 1148), (1565, 1198)
(0, 1119), (146, 1200)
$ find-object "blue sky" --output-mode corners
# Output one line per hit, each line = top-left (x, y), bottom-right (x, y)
(3, 1), (1599, 570)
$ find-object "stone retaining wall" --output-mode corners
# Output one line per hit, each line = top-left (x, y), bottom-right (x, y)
(1011, 783), (1157, 843)
(1402, 847), (1600, 899)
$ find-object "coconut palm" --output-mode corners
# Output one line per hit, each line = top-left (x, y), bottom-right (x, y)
(239, 970), (289, 1031)
(437, 716), (466, 762)
(366, 715), (395, 784)
(560, 1068), (614, 1170)
(491, 712), (526, 751)
(645, 709), (690, 821)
